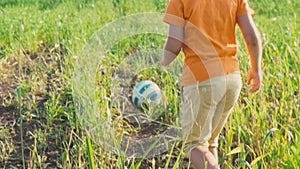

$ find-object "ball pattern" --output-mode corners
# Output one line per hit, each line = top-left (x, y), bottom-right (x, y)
(132, 80), (162, 108)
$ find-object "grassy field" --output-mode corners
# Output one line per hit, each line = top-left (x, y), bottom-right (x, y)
(0, 0), (299, 169)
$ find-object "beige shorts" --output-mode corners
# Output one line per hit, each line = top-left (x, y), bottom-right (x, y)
(181, 73), (242, 157)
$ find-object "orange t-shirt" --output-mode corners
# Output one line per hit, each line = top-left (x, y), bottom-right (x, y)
(164, 0), (254, 86)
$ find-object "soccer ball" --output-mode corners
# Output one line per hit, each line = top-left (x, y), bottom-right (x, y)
(132, 80), (162, 109)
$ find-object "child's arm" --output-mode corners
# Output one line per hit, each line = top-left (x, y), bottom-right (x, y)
(161, 24), (184, 67)
(237, 14), (262, 92)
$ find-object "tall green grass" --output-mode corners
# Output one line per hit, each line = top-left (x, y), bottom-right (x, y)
(0, 0), (299, 168)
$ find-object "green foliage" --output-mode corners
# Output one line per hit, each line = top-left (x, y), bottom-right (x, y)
(0, 0), (37, 8)
(0, 0), (299, 168)
(153, 0), (168, 12)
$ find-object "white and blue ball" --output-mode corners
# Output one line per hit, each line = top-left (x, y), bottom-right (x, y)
(132, 80), (162, 109)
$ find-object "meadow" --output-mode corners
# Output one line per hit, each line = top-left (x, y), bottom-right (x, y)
(0, 0), (299, 169)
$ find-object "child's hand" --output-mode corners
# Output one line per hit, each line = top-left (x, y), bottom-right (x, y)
(247, 69), (262, 92)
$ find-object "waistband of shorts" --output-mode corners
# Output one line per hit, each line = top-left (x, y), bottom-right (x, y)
(182, 72), (241, 90)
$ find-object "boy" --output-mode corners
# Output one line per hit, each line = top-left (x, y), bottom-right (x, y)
(161, 0), (262, 168)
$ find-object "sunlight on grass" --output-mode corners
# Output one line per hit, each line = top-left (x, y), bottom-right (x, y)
(0, 0), (299, 168)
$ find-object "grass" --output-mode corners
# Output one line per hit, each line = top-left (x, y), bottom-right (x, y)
(0, 0), (299, 169)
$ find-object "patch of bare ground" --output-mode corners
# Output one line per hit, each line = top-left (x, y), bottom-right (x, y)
(112, 52), (190, 168)
(1, 44), (188, 168)
(0, 43), (72, 169)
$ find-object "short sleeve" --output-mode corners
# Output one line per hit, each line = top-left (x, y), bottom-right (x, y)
(236, 0), (255, 18)
(163, 0), (185, 27)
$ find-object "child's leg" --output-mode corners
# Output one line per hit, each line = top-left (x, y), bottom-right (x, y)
(209, 146), (218, 162)
(208, 73), (242, 162)
(191, 146), (219, 169)
(181, 80), (220, 169)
